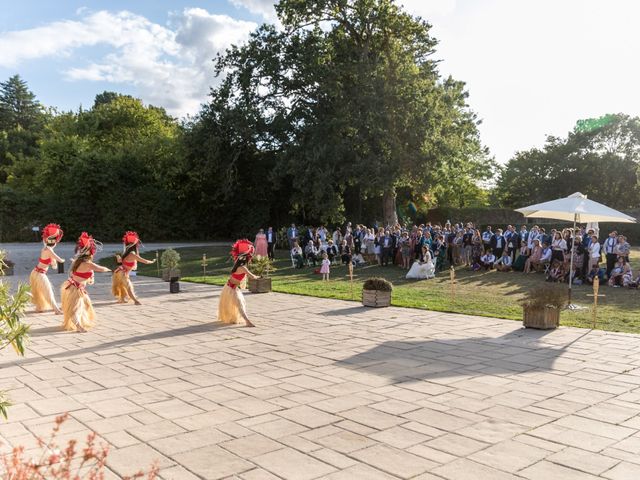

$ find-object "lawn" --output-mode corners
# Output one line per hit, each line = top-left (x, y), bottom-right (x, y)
(101, 246), (640, 334)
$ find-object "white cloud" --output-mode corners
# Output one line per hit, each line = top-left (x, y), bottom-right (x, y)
(228, 0), (278, 21)
(400, 0), (457, 19)
(0, 9), (257, 117)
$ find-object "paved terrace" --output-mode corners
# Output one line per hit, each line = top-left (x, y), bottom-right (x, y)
(2, 267), (640, 479)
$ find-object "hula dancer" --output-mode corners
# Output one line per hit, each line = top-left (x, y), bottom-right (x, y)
(112, 231), (156, 305)
(30, 223), (65, 314)
(60, 232), (111, 332)
(218, 239), (258, 327)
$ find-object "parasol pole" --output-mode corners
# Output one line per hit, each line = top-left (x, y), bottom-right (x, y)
(566, 213), (579, 309)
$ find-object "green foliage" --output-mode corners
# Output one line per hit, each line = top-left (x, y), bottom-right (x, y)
(251, 255), (277, 277)
(520, 284), (568, 309)
(0, 249), (30, 419)
(161, 248), (181, 270)
(495, 114), (640, 209)
(363, 277), (393, 291)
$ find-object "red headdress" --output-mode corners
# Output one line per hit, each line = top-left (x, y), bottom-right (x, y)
(122, 231), (141, 248)
(230, 239), (255, 261)
(42, 223), (63, 244)
(76, 232), (98, 256)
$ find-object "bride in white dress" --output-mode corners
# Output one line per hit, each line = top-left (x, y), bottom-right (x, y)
(406, 245), (436, 279)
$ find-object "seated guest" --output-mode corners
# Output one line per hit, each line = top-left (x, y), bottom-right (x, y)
(539, 242), (552, 266)
(524, 239), (542, 273)
(291, 242), (304, 269)
(352, 251), (366, 266)
(546, 260), (566, 282)
(551, 232), (567, 263)
(586, 263), (606, 285)
(608, 257), (631, 287)
(495, 251), (513, 272)
(325, 240), (338, 263)
(480, 249), (496, 270)
(305, 240), (320, 266)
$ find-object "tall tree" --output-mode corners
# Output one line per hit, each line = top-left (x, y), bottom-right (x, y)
(0, 75), (43, 131)
(495, 114), (640, 210)
(212, 0), (486, 225)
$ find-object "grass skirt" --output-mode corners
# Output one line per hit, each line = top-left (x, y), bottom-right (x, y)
(218, 284), (247, 324)
(61, 280), (95, 332)
(112, 269), (131, 302)
(29, 270), (58, 311)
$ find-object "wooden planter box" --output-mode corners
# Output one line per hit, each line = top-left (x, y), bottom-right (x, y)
(362, 289), (391, 307)
(162, 268), (180, 282)
(523, 306), (560, 329)
(248, 277), (272, 293)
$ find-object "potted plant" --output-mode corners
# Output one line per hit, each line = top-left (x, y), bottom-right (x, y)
(520, 284), (567, 329)
(362, 277), (393, 307)
(161, 248), (181, 282)
(248, 255), (276, 293)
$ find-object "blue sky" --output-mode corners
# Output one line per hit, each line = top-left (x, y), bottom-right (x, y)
(1, 0), (640, 163)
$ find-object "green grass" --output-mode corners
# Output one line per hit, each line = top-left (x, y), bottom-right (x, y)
(101, 246), (640, 334)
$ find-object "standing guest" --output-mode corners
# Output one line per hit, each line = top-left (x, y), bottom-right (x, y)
(400, 231), (412, 270)
(381, 230), (393, 266)
(304, 227), (316, 248)
(615, 235), (630, 263)
(471, 229), (483, 266)
(287, 224), (298, 249)
(446, 226), (455, 267)
(495, 251), (513, 272)
(364, 228), (376, 262)
(524, 239), (542, 273)
(453, 231), (464, 265)
(112, 231), (156, 305)
(588, 235), (601, 270)
(218, 240), (258, 327)
(518, 225), (529, 255)
(480, 249), (496, 270)
(30, 223), (65, 314)
(61, 233), (111, 333)
(462, 227), (474, 267)
(266, 227), (277, 260)
(254, 229), (268, 257)
(320, 252), (331, 281)
(551, 232), (567, 263)
(291, 242), (304, 269)
(332, 227), (343, 246)
(353, 225), (362, 254)
(527, 225), (540, 252)
(490, 229), (506, 258)
(482, 226), (493, 249)
(317, 225), (328, 245)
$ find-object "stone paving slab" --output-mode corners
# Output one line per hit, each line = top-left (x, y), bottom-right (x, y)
(2, 270), (640, 479)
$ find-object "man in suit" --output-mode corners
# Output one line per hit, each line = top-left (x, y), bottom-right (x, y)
(266, 227), (277, 260)
(287, 224), (298, 250)
(490, 228), (506, 258)
(602, 230), (618, 278)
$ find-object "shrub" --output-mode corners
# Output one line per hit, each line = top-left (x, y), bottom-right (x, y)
(1, 413), (159, 479)
(160, 249), (180, 270)
(0, 250), (30, 418)
(363, 277), (393, 292)
(520, 284), (568, 309)
(250, 255), (277, 277)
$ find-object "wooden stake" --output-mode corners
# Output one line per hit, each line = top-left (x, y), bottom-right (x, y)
(586, 276), (606, 329)
(348, 261), (354, 299)
(201, 254), (208, 278)
(449, 266), (456, 304)
(156, 250), (160, 278)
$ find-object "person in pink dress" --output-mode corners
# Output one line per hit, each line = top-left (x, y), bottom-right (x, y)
(320, 252), (331, 281)
(255, 229), (268, 257)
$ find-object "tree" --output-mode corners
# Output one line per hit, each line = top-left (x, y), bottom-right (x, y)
(495, 114), (640, 210)
(211, 0), (487, 226)
(0, 75), (43, 131)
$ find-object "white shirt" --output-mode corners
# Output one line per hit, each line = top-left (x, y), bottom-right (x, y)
(604, 237), (617, 254)
(540, 248), (552, 262)
(589, 242), (601, 259)
(481, 254), (496, 263)
(482, 231), (492, 243)
(497, 256), (512, 266)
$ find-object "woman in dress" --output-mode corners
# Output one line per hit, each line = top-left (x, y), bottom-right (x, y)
(254, 229), (268, 257)
(524, 239), (542, 273)
(406, 245), (436, 279)
(218, 239), (258, 327)
(61, 232), (111, 332)
(112, 231), (156, 304)
(30, 223), (65, 314)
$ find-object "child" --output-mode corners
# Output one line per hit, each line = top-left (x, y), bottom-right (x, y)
(495, 251), (513, 272)
(320, 252), (331, 281)
(480, 249), (496, 270)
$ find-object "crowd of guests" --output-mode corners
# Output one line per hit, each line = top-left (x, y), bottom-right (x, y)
(255, 222), (635, 287)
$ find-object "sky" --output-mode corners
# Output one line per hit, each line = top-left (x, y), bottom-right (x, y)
(1, 0), (639, 164)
